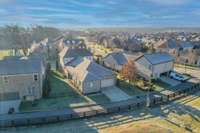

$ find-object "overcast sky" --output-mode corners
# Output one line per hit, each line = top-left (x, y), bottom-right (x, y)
(0, 0), (200, 27)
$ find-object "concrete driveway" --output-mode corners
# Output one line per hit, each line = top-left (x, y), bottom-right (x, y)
(102, 86), (131, 102)
(160, 76), (181, 87)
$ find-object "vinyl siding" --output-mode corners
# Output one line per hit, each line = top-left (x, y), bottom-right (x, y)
(153, 61), (173, 78)
(135, 57), (152, 79)
(0, 73), (42, 100)
(82, 80), (101, 94)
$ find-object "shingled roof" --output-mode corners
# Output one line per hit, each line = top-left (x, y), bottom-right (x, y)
(136, 53), (174, 65)
(0, 56), (43, 75)
(64, 47), (92, 58)
(105, 52), (128, 65)
(74, 58), (115, 82)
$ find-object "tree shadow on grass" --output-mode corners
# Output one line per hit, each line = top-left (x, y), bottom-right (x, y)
(84, 91), (200, 132)
(19, 72), (113, 112)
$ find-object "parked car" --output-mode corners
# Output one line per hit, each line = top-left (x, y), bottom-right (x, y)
(169, 71), (186, 82)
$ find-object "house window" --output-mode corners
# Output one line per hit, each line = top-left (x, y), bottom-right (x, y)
(34, 75), (38, 81)
(3, 76), (8, 83)
(28, 87), (34, 95)
(90, 82), (93, 88)
(149, 65), (152, 70)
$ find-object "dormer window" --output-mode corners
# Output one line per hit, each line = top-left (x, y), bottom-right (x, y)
(34, 75), (38, 81)
(3, 76), (8, 83)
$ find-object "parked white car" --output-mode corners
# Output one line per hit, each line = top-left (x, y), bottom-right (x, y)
(169, 71), (187, 82)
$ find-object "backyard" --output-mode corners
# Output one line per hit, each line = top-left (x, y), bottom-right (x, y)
(20, 71), (110, 112)
(117, 79), (145, 96)
(7, 91), (200, 133)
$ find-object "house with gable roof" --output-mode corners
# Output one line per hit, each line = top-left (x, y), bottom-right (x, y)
(65, 58), (116, 94)
(135, 53), (174, 80)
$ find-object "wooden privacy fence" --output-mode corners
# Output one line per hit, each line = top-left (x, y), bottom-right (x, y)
(0, 83), (199, 128)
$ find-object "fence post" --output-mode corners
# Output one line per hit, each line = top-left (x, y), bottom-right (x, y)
(118, 106), (121, 112)
(137, 103), (140, 108)
(128, 105), (131, 110)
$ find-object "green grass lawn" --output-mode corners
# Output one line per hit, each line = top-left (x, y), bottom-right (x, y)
(20, 71), (110, 112)
(152, 80), (172, 92)
(88, 93), (110, 104)
(0, 50), (13, 59)
(117, 79), (146, 96)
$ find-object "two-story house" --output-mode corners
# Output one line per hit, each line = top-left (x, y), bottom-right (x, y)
(59, 43), (93, 72)
(65, 58), (116, 94)
(135, 53), (174, 80)
(102, 52), (128, 71)
(0, 56), (45, 114)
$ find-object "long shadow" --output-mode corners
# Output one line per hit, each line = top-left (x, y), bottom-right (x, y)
(82, 83), (200, 131)
(4, 73), (200, 132)
(1, 119), (98, 133)
(20, 73), (91, 112)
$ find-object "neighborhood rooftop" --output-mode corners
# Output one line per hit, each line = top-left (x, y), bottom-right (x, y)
(75, 58), (114, 81)
(143, 53), (174, 65)
(0, 56), (43, 75)
(64, 47), (92, 58)
(110, 52), (128, 65)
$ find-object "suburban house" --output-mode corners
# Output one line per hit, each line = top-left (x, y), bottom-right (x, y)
(179, 41), (194, 51)
(30, 38), (49, 55)
(176, 49), (200, 67)
(59, 44), (93, 71)
(102, 52), (128, 71)
(30, 38), (49, 61)
(198, 56), (200, 67)
(155, 39), (180, 55)
(65, 58), (116, 94)
(135, 53), (174, 80)
(64, 38), (85, 48)
(155, 39), (195, 56)
(0, 56), (45, 114)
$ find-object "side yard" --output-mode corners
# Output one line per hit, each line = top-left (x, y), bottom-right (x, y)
(117, 79), (145, 96)
(20, 71), (110, 112)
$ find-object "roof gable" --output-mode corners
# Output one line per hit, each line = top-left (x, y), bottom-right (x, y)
(64, 47), (92, 58)
(75, 58), (114, 81)
(0, 56), (43, 75)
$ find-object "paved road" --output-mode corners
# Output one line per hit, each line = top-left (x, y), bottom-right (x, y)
(160, 76), (180, 86)
(102, 87), (131, 102)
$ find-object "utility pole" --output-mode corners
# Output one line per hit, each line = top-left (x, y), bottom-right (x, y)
(184, 58), (187, 74)
(146, 78), (152, 107)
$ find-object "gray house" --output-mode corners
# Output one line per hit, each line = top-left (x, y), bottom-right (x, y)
(135, 53), (174, 80)
(65, 58), (116, 94)
(0, 56), (45, 114)
(102, 52), (128, 71)
(59, 46), (93, 70)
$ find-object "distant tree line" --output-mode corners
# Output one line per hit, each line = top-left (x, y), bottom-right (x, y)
(0, 25), (62, 55)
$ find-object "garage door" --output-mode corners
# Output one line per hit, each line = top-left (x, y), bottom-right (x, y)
(101, 78), (115, 88)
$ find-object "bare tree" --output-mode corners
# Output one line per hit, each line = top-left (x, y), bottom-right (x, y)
(120, 61), (137, 82)
(2, 25), (32, 56)
(19, 31), (32, 56)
